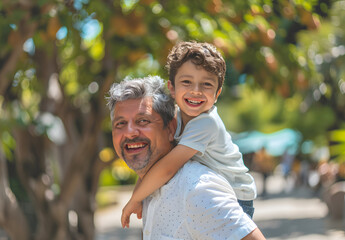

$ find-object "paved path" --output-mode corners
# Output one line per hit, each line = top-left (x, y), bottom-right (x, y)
(95, 188), (142, 240)
(95, 173), (345, 240)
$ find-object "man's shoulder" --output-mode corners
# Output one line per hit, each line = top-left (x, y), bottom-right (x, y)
(174, 161), (236, 204)
(180, 160), (213, 176)
(177, 161), (229, 187)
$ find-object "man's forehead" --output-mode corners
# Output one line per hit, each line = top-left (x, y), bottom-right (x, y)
(113, 97), (155, 119)
(137, 97), (153, 114)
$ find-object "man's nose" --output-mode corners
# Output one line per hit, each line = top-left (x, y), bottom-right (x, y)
(124, 122), (139, 139)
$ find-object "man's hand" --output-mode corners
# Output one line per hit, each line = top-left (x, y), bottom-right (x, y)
(121, 198), (143, 228)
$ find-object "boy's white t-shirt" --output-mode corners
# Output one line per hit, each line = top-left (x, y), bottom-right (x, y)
(175, 106), (257, 200)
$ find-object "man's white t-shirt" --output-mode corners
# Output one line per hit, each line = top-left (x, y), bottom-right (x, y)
(142, 161), (257, 240)
(175, 106), (257, 200)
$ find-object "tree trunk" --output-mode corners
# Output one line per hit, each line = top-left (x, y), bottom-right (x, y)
(0, 2), (118, 238)
(0, 147), (30, 240)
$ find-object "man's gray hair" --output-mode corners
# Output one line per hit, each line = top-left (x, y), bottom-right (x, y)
(107, 76), (175, 127)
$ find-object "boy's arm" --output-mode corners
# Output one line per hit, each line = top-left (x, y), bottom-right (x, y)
(121, 145), (197, 228)
(131, 144), (197, 202)
(133, 177), (142, 191)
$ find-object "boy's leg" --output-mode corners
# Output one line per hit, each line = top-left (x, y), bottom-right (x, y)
(238, 200), (255, 219)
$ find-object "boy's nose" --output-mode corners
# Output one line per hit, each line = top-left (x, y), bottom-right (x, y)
(190, 84), (202, 95)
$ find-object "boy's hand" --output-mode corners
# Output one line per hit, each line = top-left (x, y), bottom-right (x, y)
(121, 199), (143, 228)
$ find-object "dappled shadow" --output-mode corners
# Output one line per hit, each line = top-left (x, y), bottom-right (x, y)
(256, 217), (345, 239)
(257, 185), (321, 200)
(96, 227), (142, 240)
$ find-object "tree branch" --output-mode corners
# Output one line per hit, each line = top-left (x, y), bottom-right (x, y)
(0, 9), (38, 97)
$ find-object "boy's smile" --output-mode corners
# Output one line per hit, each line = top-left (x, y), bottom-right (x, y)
(185, 98), (204, 106)
(168, 60), (222, 125)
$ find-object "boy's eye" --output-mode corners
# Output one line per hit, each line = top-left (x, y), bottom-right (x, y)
(203, 82), (214, 87)
(181, 80), (191, 85)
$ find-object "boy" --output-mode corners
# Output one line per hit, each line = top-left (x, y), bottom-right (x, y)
(121, 41), (257, 228)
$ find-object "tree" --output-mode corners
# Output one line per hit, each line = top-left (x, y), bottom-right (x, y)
(0, 0), (334, 239)
(296, 1), (345, 161)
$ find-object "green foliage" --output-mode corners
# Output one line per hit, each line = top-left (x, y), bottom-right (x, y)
(1, 0), (344, 192)
(98, 161), (137, 187)
(329, 129), (345, 162)
(98, 168), (119, 187)
(218, 85), (286, 133)
(1, 131), (16, 160)
(292, 104), (336, 142)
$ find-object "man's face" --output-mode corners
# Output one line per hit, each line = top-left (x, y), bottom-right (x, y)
(112, 97), (175, 177)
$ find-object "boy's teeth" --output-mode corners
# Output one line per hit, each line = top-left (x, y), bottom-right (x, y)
(187, 100), (201, 104)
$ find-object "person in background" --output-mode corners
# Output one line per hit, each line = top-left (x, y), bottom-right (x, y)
(252, 147), (274, 197)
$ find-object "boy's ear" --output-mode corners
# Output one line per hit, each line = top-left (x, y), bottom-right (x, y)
(167, 80), (175, 98)
(215, 87), (222, 100)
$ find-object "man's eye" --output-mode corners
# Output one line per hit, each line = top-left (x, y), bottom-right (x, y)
(138, 119), (150, 125)
(115, 121), (126, 128)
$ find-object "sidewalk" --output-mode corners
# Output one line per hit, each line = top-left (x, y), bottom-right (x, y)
(95, 187), (142, 240)
(252, 172), (345, 240)
(94, 173), (345, 240)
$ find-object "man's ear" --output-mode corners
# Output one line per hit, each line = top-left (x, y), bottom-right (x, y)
(167, 117), (177, 142)
(167, 80), (175, 98)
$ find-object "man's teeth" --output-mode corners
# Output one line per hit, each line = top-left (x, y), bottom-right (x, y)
(127, 144), (145, 149)
(187, 99), (202, 104)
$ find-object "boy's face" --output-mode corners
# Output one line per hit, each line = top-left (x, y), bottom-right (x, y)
(168, 60), (222, 124)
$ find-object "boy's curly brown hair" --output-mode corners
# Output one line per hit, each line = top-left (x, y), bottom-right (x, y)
(165, 41), (226, 91)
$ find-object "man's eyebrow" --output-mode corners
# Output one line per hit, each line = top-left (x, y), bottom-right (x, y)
(113, 112), (150, 122)
(113, 116), (124, 122)
(137, 112), (152, 118)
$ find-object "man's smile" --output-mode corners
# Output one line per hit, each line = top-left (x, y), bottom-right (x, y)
(126, 143), (147, 149)
(125, 142), (148, 152)
(121, 138), (150, 155)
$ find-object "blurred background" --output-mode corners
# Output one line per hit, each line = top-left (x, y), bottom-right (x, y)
(1, 0), (345, 239)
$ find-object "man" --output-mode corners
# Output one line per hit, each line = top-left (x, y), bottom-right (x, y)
(107, 76), (266, 240)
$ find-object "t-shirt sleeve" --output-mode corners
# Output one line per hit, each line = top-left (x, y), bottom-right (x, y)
(184, 173), (257, 240)
(178, 115), (218, 155)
